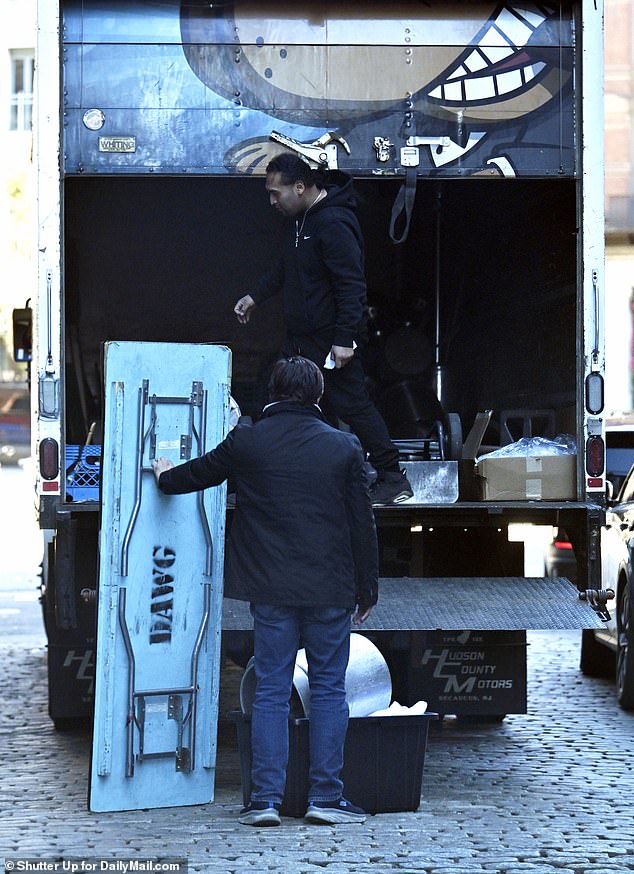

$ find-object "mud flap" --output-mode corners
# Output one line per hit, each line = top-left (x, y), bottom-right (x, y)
(89, 341), (231, 812)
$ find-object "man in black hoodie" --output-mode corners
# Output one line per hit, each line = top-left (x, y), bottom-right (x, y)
(234, 152), (413, 506)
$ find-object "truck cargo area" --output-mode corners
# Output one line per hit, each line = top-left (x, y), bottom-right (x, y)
(64, 174), (576, 453)
(61, 173), (595, 593)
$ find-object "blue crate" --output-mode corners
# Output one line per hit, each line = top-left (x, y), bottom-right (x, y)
(65, 444), (101, 502)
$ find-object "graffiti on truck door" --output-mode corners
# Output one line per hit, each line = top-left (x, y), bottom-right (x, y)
(180, 1), (574, 177)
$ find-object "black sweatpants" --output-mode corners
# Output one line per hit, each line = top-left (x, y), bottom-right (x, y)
(282, 334), (399, 473)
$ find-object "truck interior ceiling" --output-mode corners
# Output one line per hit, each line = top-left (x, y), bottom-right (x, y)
(63, 175), (576, 451)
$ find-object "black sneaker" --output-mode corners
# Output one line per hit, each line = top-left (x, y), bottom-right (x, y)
(304, 798), (367, 824)
(371, 469), (414, 506)
(238, 801), (281, 826)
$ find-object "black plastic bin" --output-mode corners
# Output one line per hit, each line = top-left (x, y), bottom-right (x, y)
(230, 710), (437, 817)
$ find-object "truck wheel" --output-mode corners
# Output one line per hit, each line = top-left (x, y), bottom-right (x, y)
(617, 581), (634, 710)
(40, 541), (55, 635)
(580, 629), (614, 677)
(40, 548), (49, 631)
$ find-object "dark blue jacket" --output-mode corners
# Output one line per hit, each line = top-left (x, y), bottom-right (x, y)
(158, 401), (378, 611)
(250, 172), (368, 350)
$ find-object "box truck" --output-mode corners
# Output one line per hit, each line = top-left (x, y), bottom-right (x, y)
(23, 0), (607, 727)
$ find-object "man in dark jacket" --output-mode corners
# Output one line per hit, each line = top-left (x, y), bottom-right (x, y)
(234, 152), (413, 506)
(153, 356), (378, 827)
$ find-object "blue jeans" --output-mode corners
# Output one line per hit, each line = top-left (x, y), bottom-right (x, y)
(250, 603), (352, 805)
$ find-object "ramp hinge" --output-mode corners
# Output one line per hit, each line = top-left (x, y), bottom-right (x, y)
(579, 588), (614, 622)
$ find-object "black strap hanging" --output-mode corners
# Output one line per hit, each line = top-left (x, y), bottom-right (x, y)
(389, 166), (417, 245)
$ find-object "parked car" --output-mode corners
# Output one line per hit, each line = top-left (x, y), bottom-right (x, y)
(544, 422), (634, 708)
(0, 385), (31, 465)
(578, 463), (634, 709)
(602, 416), (634, 495)
(544, 528), (577, 582)
(546, 419), (634, 584)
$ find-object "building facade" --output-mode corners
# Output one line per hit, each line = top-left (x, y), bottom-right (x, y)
(605, 0), (634, 412)
(0, 0), (35, 382)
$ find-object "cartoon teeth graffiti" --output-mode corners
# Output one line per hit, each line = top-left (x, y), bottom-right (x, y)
(425, 6), (555, 115)
(180, 1), (573, 176)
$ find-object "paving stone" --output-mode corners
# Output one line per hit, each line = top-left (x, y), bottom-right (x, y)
(426, 867), (487, 873)
(501, 864), (576, 874)
(581, 866), (634, 872)
(582, 863), (634, 874)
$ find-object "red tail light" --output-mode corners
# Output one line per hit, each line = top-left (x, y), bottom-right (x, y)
(39, 437), (59, 479)
(585, 436), (604, 478)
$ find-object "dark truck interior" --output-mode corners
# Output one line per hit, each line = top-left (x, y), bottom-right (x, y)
(59, 174), (580, 687)
(63, 175), (577, 458)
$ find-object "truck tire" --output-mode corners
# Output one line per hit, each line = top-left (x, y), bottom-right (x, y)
(579, 629), (614, 677)
(617, 580), (634, 710)
(39, 542), (54, 637)
(41, 525), (97, 728)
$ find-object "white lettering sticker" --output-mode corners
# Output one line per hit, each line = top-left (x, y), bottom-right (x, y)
(158, 440), (181, 450)
(526, 478), (542, 499)
(526, 457), (543, 473)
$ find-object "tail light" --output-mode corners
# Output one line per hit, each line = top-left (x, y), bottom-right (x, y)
(585, 372), (604, 414)
(585, 436), (605, 478)
(39, 437), (59, 479)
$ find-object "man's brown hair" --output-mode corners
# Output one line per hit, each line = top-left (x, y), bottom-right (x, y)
(268, 356), (324, 405)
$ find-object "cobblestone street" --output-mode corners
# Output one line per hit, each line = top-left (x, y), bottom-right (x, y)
(2, 629), (633, 874)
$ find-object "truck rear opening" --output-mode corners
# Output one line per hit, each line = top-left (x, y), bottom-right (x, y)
(64, 174), (576, 456)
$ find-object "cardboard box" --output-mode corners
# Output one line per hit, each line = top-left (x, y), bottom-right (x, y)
(477, 453), (576, 501)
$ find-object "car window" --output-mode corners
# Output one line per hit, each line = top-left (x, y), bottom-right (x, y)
(0, 391), (28, 416)
(619, 467), (634, 504)
(11, 395), (30, 413)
